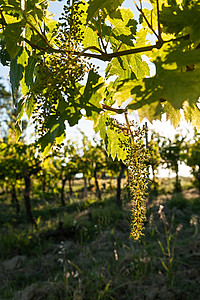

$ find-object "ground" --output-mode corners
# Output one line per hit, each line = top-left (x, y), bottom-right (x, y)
(0, 177), (200, 299)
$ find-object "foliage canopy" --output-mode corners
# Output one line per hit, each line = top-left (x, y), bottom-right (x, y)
(0, 0), (200, 156)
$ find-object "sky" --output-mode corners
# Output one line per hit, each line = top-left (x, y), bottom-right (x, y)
(0, 0), (194, 177)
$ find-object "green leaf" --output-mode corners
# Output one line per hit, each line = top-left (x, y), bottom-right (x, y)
(17, 47), (29, 66)
(104, 80), (120, 107)
(138, 101), (162, 123)
(106, 54), (135, 81)
(19, 53), (37, 96)
(25, 56), (37, 88)
(68, 110), (82, 127)
(140, 7), (158, 35)
(105, 51), (149, 107)
(106, 122), (128, 161)
(14, 121), (22, 142)
(38, 114), (66, 156)
(134, 28), (150, 48)
(10, 50), (24, 104)
(87, 0), (124, 22)
(44, 11), (58, 40)
(1, 0), (21, 10)
(16, 48), (30, 95)
(16, 97), (25, 120)
(106, 57), (128, 79)
(26, 94), (35, 119)
(82, 26), (100, 52)
(163, 102), (181, 128)
(94, 113), (128, 161)
(4, 20), (25, 58)
(93, 113), (107, 139)
(124, 67), (200, 113)
(160, 69), (200, 108)
(165, 48), (200, 69)
(80, 70), (104, 114)
(129, 53), (150, 79)
(107, 8), (137, 37)
(112, 80), (135, 107)
(183, 103), (200, 129)
(160, 1), (200, 42)
(106, 43), (149, 84)
(20, 73), (29, 95)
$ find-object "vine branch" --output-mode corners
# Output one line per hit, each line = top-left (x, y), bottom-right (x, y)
(22, 29), (190, 62)
(156, 0), (162, 41)
(77, 34), (190, 61)
(98, 11), (107, 53)
(133, 0), (159, 40)
(23, 38), (49, 52)
(102, 104), (126, 114)
(25, 19), (53, 49)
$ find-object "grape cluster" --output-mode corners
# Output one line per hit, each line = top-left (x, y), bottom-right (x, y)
(125, 127), (149, 241)
(31, 0), (94, 137)
(107, 117), (150, 241)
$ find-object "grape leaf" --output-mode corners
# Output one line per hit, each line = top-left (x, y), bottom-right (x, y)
(107, 8), (137, 37)
(10, 50), (24, 103)
(87, 0), (125, 22)
(106, 122), (128, 161)
(113, 80), (134, 107)
(129, 53), (150, 79)
(106, 55), (135, 81)
(124, 66), (200, 113)
(138, 101), (162, 123)
(26, 94), (36, 119)
(82, 26), (100, 52)
(80, 70), (104, 115)
(93, 112), (128, 161)
(1, 0), (21, 10)
(93, 113), (107, 139)
(16, 98), (26, 120)
(165, 48), (200, 69)
(25, 56), (37, 88)
(163, 102), (181, 128)
(106, 47), (149, 84)
(38, 114), (66, 156)
(4, 20), (25, 58)
(183, 102), (200, 130)
(160, 1), (200, 42)
(14, 121), (22, 142)
(140, 7), (158, 35)
(105, 47), (150, 107)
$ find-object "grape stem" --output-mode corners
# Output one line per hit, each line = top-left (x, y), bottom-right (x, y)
(124, 112), (135, 146)
(101, 104), (126, 114)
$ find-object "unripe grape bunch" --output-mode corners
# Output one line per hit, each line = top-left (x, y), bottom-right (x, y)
(31, 0), (93, 136)
(106, 117), (150, 240)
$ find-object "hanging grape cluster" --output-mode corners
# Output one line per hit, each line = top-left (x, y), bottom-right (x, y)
(47, 0), (91, 90)
(107, 117), (150, 241)
(31, 0), (94, 136)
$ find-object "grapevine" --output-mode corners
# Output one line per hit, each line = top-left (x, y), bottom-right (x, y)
(1, 0), (200, 240)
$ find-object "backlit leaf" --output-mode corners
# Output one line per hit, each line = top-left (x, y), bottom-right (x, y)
(87, 0), (124, 22)
(82, 26), (100, 52)
(14, 121), (22, 142)
(4, 20), (25, 58)
(10, 50), (24, 104)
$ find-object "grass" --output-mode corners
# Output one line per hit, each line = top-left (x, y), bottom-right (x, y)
(0, 177), (199, 299)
